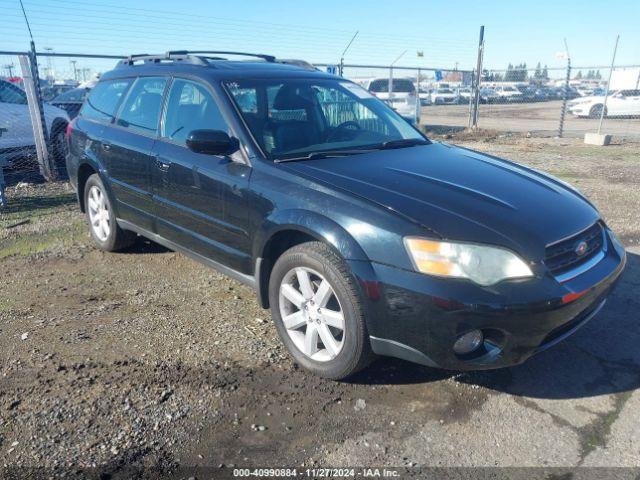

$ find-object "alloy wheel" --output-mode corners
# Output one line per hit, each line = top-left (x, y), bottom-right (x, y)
(278, 267), (345, 362)
(87, 185), (111, 242)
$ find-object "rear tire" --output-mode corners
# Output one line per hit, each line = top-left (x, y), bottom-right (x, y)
(589, 104), (606, 118)
(52, 127), (69, 179)
(269, 241), (374, 380)
(84, 174), (135, 252)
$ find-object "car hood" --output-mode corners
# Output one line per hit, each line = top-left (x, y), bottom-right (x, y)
(282, 143), (599, 260)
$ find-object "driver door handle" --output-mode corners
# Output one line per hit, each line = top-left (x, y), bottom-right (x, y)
(155, 157), (171, 172)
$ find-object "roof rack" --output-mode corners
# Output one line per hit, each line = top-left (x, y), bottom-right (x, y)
(173, 50), (276, 63)
(117, 50), (276, 68)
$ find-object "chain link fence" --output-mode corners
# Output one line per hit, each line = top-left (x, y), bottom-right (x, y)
(0, 51), (124, 207)
(1, 49), (639, 208)
(331, 62), (640, 141)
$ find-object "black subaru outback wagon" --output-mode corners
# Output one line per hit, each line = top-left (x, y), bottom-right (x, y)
(66, 51), (626, 379)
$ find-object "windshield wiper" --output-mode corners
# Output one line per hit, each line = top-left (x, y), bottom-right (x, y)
(274, 149), (376, 163)
(377, 138), (430, 150)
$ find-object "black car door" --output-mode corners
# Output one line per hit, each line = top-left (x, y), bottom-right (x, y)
(151, 78), (252, 273)
(104, 76), (168, 232)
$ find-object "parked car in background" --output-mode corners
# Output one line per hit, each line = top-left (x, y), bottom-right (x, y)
(418, 88), (432, 106)
(479, 88), (499, 104)
(493, 85), (524, 102)
(66, 51), (626, 380)
(430, 88), (458, 105)
(363, 77), (417, 120)
(41, 84), (77, 102)
(568, 89), (640, 118)
(0, 79), (70, 170)
(515, 85), (538, 102)
(457, 87), (472, 104)
(48, 87), (91, 119)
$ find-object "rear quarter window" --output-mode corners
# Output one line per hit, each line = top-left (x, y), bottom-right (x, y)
(80, 79), (132, 122)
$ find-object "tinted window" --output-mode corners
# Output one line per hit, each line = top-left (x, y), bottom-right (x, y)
(162, 79), (228, 144)
(53, 88), (89, 102)
(368, 79), (414, 93)
(117, 77), (167, 133)
(227, 78), (423, 160)
(0, 81), (27, 104)
(80, 79), (131, 122)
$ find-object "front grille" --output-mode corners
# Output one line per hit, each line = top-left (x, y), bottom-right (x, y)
(544, 222), (604, 276)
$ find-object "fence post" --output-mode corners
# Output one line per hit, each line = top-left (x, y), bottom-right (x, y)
(470, 25), (485, 129)
(557, 40), (571, 138)
(388, 66), (394, 106)
(18, 51), (54, 181)
(415, 68), (421, 125)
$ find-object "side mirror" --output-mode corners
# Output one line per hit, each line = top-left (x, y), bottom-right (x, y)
(186, 129), (239, 156)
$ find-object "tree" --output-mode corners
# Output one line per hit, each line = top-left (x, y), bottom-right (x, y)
(534, 62), (542, 79)
(575, 71), (583, 80)
(542, 65), (549, 80)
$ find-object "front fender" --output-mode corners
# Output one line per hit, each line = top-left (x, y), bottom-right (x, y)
(252, 209), (376, 309)
(254, 208), (370, 262)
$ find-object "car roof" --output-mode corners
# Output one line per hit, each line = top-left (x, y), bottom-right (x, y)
(100, 58), (339, 83)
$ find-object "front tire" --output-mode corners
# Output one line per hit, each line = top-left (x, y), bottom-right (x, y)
(84, 174), (135, 251)
(269, 242), (373, 380)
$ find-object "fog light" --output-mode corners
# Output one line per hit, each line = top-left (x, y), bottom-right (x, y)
(453, 330), (484, 355)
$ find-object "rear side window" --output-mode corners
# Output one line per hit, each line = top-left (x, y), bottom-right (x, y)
(53, 88), (89, 102)
(0, 81), (28, 104)
(80, 79), (131, 122)
(162, 79), (228, 144)
(117, 77), (167, 134)
(368, 79), (415, 93)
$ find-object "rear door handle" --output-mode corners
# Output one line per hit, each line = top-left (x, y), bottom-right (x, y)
(102, 142), (112, 151)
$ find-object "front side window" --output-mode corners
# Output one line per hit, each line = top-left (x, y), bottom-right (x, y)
(0, 81), (28, 104)
(80, 79), (131, 122)
(117, 77), (167, 133)
(226, 78), (425, 160)
(162, 79), (228, 144)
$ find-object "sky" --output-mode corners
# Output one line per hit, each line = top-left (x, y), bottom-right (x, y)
(1, 0), (639, 80)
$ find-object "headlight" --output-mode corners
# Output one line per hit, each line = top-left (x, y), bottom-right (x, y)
(404, 238), (534, 286)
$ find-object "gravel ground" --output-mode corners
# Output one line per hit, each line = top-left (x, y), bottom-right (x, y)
(0, 136), (638, 478)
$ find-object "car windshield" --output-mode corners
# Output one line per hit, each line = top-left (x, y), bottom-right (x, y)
(225, 78), (426, 161)
(437, 89), (454, 94)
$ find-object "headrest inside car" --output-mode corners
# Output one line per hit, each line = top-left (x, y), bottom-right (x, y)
(272, 85), (315, 110)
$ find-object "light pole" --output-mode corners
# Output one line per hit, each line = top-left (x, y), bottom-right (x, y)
(70, 60), (78, 82)
(3, 63), (15, 77)
(389, 50), (407, 99)
(339, 31), (358, 77)
(43, 46), (54, 81)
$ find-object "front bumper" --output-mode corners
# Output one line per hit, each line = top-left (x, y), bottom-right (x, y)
(361, 230), (626, 370)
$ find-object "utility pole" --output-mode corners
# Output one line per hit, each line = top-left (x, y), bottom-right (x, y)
(597, 35), (619, 135)
(339, 31), (358, 77)
(470, 26), (485, 129)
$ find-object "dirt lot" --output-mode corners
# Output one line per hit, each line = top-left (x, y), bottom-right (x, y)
(0, 136), (639, 477)
(423, 100), (640, 140)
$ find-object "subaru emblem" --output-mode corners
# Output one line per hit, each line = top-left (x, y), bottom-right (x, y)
(575, 240), (588, 256)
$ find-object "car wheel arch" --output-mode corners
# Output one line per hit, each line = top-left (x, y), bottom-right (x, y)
(253, 210), (371, 309)
(76, 161), (114, 214)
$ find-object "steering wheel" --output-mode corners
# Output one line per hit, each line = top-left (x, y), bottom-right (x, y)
(327, 121), (362, 142)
